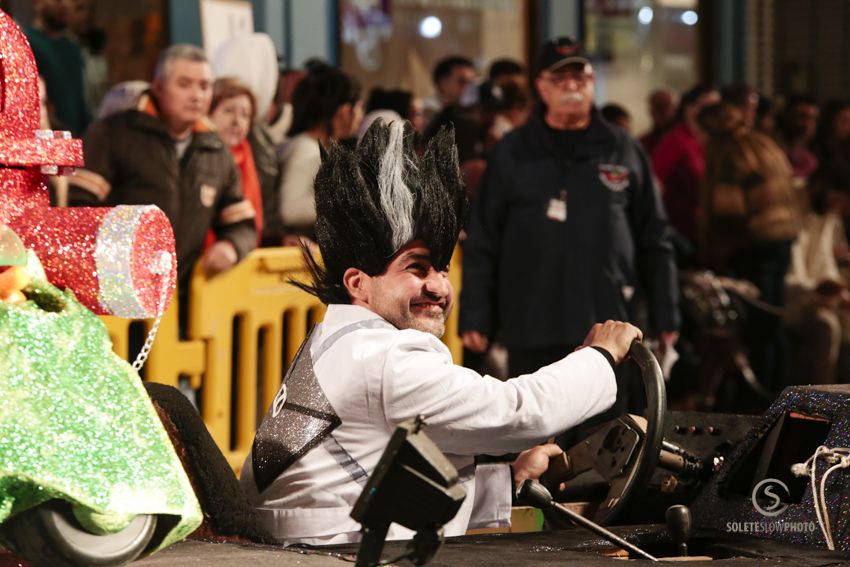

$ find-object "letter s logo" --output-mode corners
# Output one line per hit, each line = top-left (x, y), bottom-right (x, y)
(752, 478), (790, 517)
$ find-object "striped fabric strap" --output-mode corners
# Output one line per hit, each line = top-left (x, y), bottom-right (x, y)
(219, 200), (256, 224)
(313, 318), (395, 487)
(311, 318), (395, 363)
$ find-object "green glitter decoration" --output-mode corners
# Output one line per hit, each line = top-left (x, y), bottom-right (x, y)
(0, 254), (201, 555)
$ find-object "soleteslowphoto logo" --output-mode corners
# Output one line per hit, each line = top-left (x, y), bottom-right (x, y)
(725, 477), (817, 534)
(752, 478), (790, 517)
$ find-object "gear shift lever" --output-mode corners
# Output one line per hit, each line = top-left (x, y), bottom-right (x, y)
(665, 504), (692, 556)
(519, 480), (658, 561)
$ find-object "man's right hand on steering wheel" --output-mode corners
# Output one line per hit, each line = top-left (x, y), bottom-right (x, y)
(581, 320), (643, 364)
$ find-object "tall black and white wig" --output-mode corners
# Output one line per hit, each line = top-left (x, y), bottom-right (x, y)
(295, 119), (468, 305)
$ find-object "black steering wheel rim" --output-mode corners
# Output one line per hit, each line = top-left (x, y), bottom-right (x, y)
(560, 340), (667, 525)
(600, 340), (667, 522)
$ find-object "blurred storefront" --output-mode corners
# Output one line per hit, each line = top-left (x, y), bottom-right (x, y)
(334, 0), (703, 134)
(338, 0), (528, 104)
(584, 0), (701, 135)
(4, 0), (850, 133)
(4, 0), (167, 88)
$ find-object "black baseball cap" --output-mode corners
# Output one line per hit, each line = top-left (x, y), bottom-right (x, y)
(536, 36), (590, 74)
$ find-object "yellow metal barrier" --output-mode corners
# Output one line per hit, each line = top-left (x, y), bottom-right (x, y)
(101, 298), (205, 389)
(188, 247), (325, 470)
(445, 247), (463, 361)
(101, 245), (463, 473)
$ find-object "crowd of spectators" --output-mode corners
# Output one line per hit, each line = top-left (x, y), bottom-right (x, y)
(26, 1), (850, 409)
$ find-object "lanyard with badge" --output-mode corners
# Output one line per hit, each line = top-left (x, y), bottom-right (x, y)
(546, 189), (567, 222)
(547, 157), (571, 223)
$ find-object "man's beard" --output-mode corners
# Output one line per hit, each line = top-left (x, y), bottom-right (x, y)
(385, 303), (449, 338)
(410, 312), (447, 338)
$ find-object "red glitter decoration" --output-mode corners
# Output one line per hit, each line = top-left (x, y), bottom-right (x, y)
(0, 10), (176, 317)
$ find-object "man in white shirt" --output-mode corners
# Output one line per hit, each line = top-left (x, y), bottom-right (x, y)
(241, 119), (642, 545)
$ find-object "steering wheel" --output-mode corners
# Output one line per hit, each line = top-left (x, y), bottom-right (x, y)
(540, 340), (666, 526)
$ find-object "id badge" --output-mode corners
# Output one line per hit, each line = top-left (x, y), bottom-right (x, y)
(546, 190), (567, 222)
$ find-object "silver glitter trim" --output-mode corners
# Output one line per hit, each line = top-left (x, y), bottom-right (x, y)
(95, 205), (157, 318)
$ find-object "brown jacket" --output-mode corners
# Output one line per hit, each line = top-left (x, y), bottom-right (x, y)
(701, 125), (801, 270)
(68, 93), (256, 290)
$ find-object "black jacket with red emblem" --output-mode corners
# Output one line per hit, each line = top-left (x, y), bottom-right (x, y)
(68, 92), (256, 294)
(459, 106), (680, 348)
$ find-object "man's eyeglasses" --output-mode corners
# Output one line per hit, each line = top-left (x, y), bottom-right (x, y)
(540, 71), (592, 88)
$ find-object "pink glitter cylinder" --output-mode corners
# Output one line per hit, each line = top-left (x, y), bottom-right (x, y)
(0, 10), (176, 318)
(1, 171), (176, 317)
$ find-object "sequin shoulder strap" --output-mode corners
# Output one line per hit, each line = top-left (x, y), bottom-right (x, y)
(251, 318), (393, 492)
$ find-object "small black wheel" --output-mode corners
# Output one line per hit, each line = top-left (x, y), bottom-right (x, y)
(1, 500), (156, 567)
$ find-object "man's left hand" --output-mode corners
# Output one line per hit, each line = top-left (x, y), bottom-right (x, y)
(203, 240), (238, 277)
(512, 443), (564, 488)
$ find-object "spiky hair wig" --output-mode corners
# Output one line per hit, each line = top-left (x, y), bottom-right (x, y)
(296, 119), (468, 305)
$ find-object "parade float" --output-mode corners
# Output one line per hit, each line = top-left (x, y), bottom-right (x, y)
(0, 9), (201, 566)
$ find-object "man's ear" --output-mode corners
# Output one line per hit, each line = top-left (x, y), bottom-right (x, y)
(343, 267), (370, 305)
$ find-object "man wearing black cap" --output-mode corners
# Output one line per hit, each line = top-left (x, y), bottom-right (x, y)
(461, 37), (679, 390)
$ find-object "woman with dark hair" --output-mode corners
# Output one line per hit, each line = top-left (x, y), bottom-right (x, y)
(277, 66), (362, 239)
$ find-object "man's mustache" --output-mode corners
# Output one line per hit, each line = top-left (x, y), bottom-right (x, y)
(412, 291), (447, 309)
(558, 92), (585, 104)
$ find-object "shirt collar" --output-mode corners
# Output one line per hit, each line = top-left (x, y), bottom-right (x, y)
(320, 304), (392, 335)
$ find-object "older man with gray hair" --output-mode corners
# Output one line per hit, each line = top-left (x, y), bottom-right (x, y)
(69, 44), (257, 331)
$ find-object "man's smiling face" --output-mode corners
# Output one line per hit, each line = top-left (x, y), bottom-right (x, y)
(346, 240), (453, 338)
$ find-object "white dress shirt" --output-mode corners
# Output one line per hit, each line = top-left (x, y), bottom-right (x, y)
(241, 304), (616, 545)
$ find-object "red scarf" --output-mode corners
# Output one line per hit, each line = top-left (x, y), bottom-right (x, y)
(205, 138), (264, 249)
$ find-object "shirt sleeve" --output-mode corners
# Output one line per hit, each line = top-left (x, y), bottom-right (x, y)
(380, 331), (617, 455)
